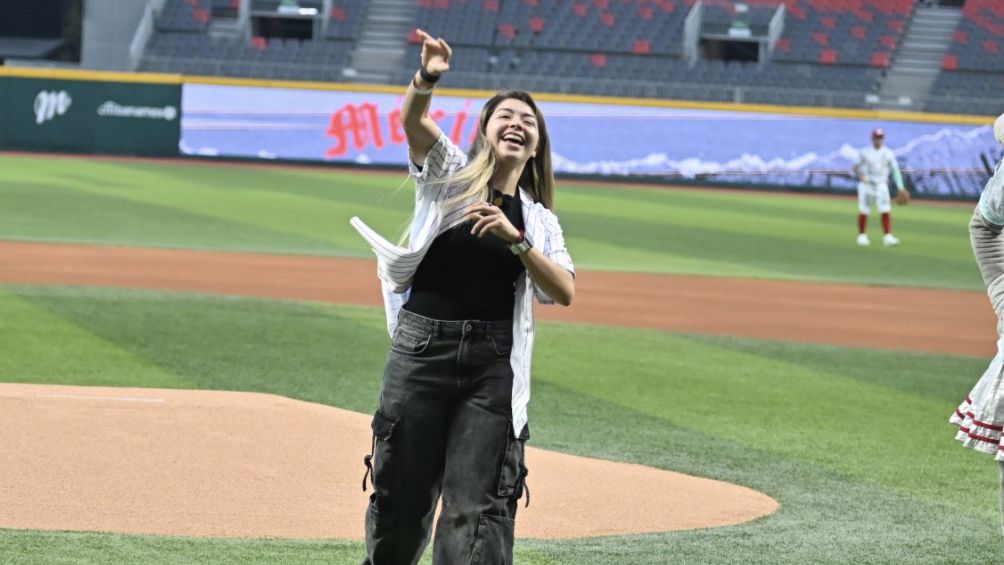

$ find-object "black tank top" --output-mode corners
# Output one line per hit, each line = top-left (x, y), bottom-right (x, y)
(403, 189), (526, 321)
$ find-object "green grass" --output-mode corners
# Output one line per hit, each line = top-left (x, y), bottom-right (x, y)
(0, 286), (999, 564)
(0, 154), (983, 289)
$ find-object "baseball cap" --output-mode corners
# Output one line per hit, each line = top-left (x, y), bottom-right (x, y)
(871, 128), (885, 138)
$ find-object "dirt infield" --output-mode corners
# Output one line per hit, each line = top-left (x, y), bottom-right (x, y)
(0, 240), (994, 357)
(0, 383), (778, 539)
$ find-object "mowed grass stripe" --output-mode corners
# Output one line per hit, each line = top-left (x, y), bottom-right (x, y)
(0, 154), (983, 289)
(20, 159), (407, 256)
(0, 289), (193, 389)
(534, 324), (994, 515)
(562, 210), (977, 286)
(0, 181), (337, 255)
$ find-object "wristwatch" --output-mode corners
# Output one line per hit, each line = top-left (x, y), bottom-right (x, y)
(508, 230), (533, 255)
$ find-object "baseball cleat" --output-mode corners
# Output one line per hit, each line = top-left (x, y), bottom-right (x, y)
(856, 233), (870, 246)
(883, 233), (900, 246)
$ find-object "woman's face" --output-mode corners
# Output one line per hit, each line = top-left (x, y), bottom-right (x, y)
(485, 98), (540, 167)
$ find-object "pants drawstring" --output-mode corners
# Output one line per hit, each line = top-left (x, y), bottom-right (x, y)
(361, 433), (377, 492)
(518, 467), (530, 508)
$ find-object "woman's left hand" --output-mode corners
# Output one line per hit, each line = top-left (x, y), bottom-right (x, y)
(467, 203), (520, 243)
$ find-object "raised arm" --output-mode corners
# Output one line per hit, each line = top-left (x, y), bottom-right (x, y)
(402, 29), (451, 167)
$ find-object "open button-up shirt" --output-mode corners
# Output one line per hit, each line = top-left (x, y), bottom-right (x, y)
(350, 134), (575, 438)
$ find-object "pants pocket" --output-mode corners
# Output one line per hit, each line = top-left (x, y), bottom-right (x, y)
(497, 423), (529, 499)
(468, 513), (515, 565)
(390, 325), (432, 356)
(363, 410), (398, 496)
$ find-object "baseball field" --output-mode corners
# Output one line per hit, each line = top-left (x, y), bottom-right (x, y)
(0, 151), (1001, 564)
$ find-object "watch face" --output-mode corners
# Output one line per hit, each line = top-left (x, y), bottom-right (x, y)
(509, 240), (531, 255)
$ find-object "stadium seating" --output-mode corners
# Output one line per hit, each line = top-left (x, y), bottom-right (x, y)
(141, 0), (354, 80)
(137, 0), (1004, 115)
(771, 0), (916, 68)
(155, 0), (211, 32)
(325, 0), (364, 40)
(405, 0), (885, 108)
(939, 0), (1004, 72)
(925, 0), (1004, 115)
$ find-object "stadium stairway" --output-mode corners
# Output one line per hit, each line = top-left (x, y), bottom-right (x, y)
(878, 4), (960, 107)
(347, 0), (413, 84)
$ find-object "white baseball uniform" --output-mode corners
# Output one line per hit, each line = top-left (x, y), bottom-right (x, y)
(855, 145), (902, 215)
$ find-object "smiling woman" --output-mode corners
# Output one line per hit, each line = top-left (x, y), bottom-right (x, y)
(348, 29), (577, 565)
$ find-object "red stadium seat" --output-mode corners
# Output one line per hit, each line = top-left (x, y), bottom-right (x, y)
(870, 51), (890, 67)
(498, 23), (517, 40)
(633, 39), (651, 54)
(820, 48), (838, 64)
(941, 54), (958, 70)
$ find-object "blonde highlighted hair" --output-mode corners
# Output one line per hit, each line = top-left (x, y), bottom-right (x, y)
(440, 90), (555, 210)
(399, 91), (555, 246)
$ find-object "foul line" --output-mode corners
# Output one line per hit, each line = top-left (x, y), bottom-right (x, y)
(37, 393), (167, 403)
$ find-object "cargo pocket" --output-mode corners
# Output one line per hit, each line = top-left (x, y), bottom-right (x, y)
(497, 423), (530, 501)
(390, 325), (432, 356)
(362, 410), (398, 496)
(468, 513), (515, 565)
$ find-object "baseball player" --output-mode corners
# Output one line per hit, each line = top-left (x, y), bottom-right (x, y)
(854, 128), (908, 246)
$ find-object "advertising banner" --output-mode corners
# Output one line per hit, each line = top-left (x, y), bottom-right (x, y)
(181, 83), (1003, 198)
(0, 76), (180, 156)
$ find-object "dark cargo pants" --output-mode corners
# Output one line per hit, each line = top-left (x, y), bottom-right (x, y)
(361, 310), (529, 565)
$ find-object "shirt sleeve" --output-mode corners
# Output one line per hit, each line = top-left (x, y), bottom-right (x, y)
(534, 209), (576, 305)
(888, 150), (904, 190)
(408, 133), (468, 195)
(979, 158), (1004, 226)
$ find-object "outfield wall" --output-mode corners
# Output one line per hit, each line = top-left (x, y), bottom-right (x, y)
(1, 67), (999, 198)
(0, 69), (180, 157)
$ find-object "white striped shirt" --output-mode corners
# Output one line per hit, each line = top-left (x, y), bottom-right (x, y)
(856, 145), (901, 186)
(350, 133), (575, 437)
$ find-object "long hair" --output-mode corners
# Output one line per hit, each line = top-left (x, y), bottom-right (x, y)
(443, 90), (555, 210)
(399, 91), (555, 246)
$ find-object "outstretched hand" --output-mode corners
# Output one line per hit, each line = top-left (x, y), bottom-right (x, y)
(466, 203), (520, 243)
(416, 29), (451, 76)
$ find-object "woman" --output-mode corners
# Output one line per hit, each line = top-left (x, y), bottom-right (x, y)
(949, 114), (1004, 541)
(350, 30), (575, 565)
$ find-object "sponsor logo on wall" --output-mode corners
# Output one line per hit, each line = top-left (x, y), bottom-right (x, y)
(34, 90), (72, 125)
(97, 101), (178, 121)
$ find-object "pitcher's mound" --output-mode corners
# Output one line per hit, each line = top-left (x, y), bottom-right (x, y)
(0, 384), (778, 539)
